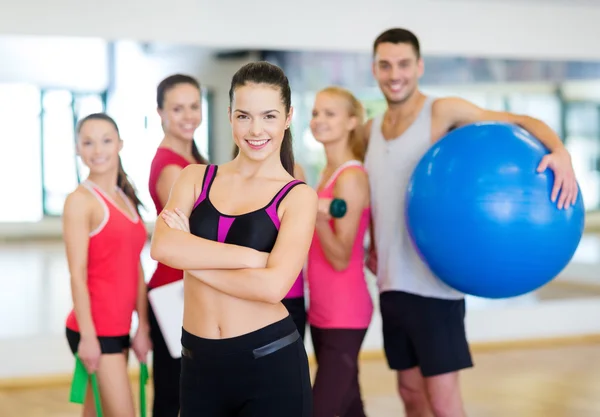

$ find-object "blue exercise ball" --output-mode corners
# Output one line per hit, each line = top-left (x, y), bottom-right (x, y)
(405, 121), (585, 299)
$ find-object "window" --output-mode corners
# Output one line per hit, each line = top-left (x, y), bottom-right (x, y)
(0, 83), (213, 222)
(73, 94), (105, 183)
(508, 93), (562, 135)
(564, 102), (600, 210)
(41, 90), (77, 216)
(42, 91), (105, 215)
(0, 84), (43, 222)
(566, 102), (599, 137)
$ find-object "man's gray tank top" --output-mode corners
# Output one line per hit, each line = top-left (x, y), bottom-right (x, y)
(364, 96), (463, 300)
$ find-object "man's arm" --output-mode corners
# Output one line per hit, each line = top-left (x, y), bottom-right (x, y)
(433, 97), (564, 150)
(433, 97), (578, 209)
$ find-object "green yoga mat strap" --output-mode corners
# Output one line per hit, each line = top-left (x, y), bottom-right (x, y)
(139, 362), (148, 417)
(69, 355), (103, 417)
(68, 356), (147, 417)
(69, 355), (88, 404)
(90, 373), (103, 417)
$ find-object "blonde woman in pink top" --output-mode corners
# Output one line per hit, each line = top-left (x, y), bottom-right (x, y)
(307, 86), (373, 417)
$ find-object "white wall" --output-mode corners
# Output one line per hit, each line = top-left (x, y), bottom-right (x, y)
(0, 35), (107, 91)
(1, 0), (600, 61)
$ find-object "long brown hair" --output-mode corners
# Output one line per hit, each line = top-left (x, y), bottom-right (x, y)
(76, 113), (144, 215)
(157, 74), (209, 164)
(228, 61), (295, 176)
(318, 86), (367, 161)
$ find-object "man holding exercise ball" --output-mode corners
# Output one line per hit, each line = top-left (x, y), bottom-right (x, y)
(363, 27), (578, 417)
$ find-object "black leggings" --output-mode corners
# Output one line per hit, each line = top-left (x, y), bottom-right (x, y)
(282, 296), (306, 340)
(148, 298), (181, 417)
(180, 315), (312, 417)
(311, 326), (368, 417)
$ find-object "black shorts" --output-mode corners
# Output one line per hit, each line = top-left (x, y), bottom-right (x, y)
(379, 290), (473, 377)
(180, 315), (312, 416)
(66, 328), (130, 355)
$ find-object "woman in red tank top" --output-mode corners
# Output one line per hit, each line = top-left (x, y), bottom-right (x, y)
(63, 113), (151, 416)
(147, 74), (209, 417)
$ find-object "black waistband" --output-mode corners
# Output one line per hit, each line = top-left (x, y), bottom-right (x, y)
(181, 314), (298, 358)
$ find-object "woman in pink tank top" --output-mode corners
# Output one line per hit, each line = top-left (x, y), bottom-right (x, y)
(307, 86), (373, 417)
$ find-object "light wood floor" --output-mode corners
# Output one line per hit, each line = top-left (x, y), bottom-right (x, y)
(2, 342), (600, 417)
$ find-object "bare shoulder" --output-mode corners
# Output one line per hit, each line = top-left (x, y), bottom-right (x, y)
(432, 96), (487, 121)
(159, 163), (210, 215)
(335, 166), (369, 191)
(63, 185), (94, 217)
(289, 182), (318, 201)
(334, 167), (370, 208)
(431, 97), (475, 141)
(281, 182), (318, 214)
(174, 163), (212, 191)
(338, 166), (368, 182)
(159, 164), (185, 180)
(62, 186), (97, 235)
(179, 163), (208, 181)
(432, 96), (466, 117)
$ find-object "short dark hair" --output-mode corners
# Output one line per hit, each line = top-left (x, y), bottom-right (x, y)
(373, 28), (420, 58)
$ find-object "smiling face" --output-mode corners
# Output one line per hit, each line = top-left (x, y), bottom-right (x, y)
(372, 42), (424, 105)
(229, 82), (292, 163)
(310, 91), (357, 146)
(158, 82), (202, 141)
(76, 118), (122, 175)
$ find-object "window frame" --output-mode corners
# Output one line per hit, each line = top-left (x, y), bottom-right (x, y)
(40, 88), (108, 217)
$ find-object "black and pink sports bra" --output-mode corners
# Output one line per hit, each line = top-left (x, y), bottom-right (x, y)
(188, 165), (304, 253)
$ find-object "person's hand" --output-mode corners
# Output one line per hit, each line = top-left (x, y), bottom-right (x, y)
(131, 326), (152, 364)
(161, 208), (190, 232)
(366, 246), (378, 276)
(537, 148), (578, 209)
(78, 335), (102, 374)
(317, 198), (333, 223)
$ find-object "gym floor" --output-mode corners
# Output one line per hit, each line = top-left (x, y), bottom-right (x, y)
(1, 234), (600, 415)
(2, 342), (600, 416)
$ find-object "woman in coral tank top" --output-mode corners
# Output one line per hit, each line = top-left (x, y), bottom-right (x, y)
(147, 74), (209, 417)
(307, 86), (373, 417)
(63, 113), (151, 417)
